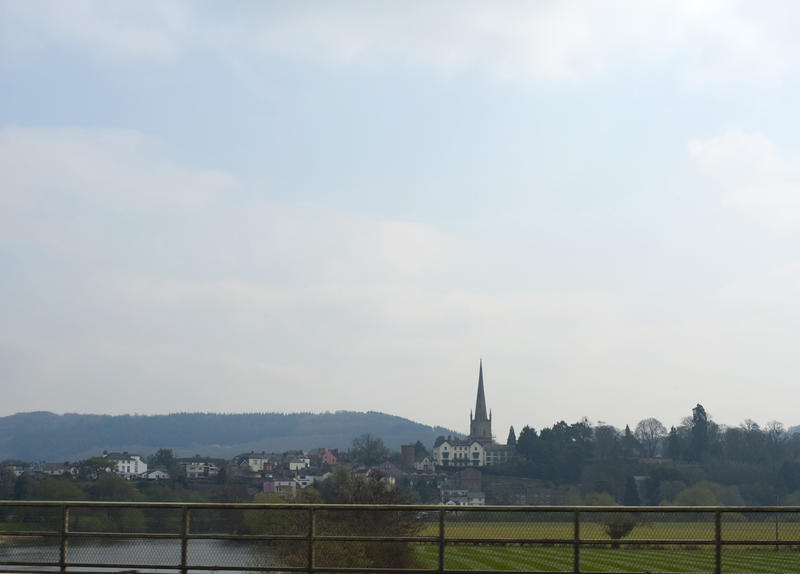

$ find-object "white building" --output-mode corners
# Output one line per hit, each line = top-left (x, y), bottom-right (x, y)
(181, 460), (220, 479)
(289, 457), (310, 472)
(433, 437), (486, 467)
(144, 469), (170, 480)
(104, 452), (148, 480)
(245, 454), (271, 473)
(443, 489), (485, 506)
(295, 474), (315, 488)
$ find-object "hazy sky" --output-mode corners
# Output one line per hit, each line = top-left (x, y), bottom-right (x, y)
(3, 1), (800, 437)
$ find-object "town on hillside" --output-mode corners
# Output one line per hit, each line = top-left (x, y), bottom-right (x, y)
(1, 362), (519, 505)
(3, 362), (800, 507)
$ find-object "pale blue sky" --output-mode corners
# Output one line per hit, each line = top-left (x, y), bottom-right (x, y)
(3, 1), (800, 437)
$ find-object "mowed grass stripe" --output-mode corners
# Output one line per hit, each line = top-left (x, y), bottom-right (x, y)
(417, 545), (572, 571)
(580, 549), (713, 572)
(418, 545), (800, 573)
(415, 546), (483, 572)
(487, 546), (573, 571)
(723, 549), (800, 573)
(507, 547), (574, 571)
(453, 547), (516, 570)
(422, 521), (800, 541)
(418, 545), (575, 572)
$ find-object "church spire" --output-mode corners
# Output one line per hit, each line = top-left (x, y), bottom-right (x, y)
(474, 359), (488, 422)
(469, 359), (494, 444)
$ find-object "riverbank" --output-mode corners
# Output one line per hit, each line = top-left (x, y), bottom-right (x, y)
(0, 534), (37, 543)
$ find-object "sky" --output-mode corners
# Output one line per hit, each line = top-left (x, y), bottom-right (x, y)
(3, 1), (800, 437)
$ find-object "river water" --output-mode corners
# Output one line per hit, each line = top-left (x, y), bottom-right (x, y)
(0, 537), (281, 572)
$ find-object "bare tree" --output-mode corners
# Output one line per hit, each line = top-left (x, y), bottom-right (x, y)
(350, 434), (390, 467)
(741, 419), (760, 433)
(766, 421), (785, 440)
(634, 418), (667, 458)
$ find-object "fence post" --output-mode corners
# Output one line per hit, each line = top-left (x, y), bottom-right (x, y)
(714, 510), (721, 574)
(775, 503), (780, 552)
(181, 506), (190, 574)
(307, 507), (316, 574)
(438, 508), (446, 574)
(573, 509), (580, 574)
(59, 504), (69, 572)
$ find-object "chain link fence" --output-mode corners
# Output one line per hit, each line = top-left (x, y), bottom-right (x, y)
(4, 502), (800, 573)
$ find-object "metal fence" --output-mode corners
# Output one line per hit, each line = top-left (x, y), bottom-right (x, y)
(4, 502), (800, 574)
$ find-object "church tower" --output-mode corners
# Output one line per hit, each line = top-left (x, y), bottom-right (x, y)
(469, 360), (493, 444)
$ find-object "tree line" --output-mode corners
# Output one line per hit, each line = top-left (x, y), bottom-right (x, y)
(501, 403), (800, 506)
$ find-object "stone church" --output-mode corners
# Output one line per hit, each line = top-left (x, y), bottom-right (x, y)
(432, 361), (514, 468)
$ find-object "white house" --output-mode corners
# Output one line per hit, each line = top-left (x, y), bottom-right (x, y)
(289, 457), (310, 472)
(181, 460), (220, 479)
(104, 452), (148, 480)
(442, 489), (486, 506)
(295, 474), (315, 488)
(144, 469), (170, 480)
(245, 454), (271, 474)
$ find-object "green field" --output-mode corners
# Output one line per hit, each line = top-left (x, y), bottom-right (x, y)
(419, 520), (800, 542)
(413, 521), (800, 572)
(415, 545), (800, 573)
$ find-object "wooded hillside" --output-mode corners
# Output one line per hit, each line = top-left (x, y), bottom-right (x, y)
(0, 411), (457, 461)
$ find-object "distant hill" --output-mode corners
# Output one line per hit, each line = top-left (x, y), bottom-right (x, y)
(0, 411), (461, 462)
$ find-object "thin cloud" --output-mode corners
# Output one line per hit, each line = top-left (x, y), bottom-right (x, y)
(3, 2), (798, 85)
(0, 1), (188, 63)
(0, 126), (232, 211)
(690, 130), (800, 228)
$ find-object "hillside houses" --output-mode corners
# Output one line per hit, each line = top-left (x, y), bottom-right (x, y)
(0, 366), (501, 506)
(4, 461), (77, 477)
(0, 432), (490, 505)
(1, 365), (512, 507)
(236, 449), (335, 480)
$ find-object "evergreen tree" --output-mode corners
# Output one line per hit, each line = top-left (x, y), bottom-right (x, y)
(667, 426), (681, 460)
(594, 425), (621, 463)
(515, 426), (539, 458)
(507, 426), (517, 446)
(148, 448), (176, 468)
(623, 476), (640, 506)
(622, 425), (639, 461)
(413, 441), (429, 459)
(689, 404), (710, 461)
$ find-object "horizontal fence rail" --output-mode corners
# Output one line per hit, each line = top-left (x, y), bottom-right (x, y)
(4, 502), (800, 574)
